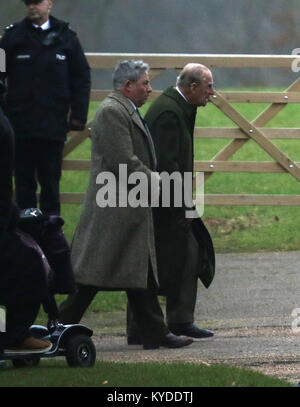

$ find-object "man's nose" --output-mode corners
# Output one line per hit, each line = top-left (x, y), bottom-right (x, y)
(147, 84), (152, 93)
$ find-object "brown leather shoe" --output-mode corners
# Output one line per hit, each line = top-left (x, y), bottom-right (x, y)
(143, 333), (193, 349)
(4, 337), (52, 354)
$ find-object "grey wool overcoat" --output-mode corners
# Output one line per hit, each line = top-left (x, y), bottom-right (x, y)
(70, 91), (159, 290)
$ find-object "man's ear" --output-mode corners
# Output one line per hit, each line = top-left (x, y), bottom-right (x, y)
(190, 82), (198, 92)
(123, 79), (133, 94)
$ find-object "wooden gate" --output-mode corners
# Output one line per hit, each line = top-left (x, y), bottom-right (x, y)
(61, 53), (300, 206)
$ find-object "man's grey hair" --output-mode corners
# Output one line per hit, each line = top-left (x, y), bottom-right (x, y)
(176, 64), (208, 88)
(113, 60), (150, 90)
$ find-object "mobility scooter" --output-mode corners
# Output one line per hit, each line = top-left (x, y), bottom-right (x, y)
(0, 208), (96, 368)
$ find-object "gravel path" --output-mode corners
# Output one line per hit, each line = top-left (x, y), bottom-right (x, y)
(82, 251), (300, 385)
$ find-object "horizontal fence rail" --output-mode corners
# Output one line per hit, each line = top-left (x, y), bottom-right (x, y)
(59, 54), (300, 206)
(85, 53), (299, 69)
(90, 89), (300, 103)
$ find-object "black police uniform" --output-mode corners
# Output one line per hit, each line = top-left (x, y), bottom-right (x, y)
(0, 16), (91, 215)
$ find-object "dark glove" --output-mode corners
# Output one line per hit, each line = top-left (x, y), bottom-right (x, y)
(67, 119), (86, 132)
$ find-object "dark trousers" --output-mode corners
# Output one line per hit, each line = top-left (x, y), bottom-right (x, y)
(0, 301), (40, 350)
(14, 139), (65, 215)
(59, 269), (169, 342)
(127, 229), (199, 336)
(165, 229), (199, 324)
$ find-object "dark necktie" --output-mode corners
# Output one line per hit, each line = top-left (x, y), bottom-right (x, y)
(136, 108), (147, 128)
(136, 109), (157, 170)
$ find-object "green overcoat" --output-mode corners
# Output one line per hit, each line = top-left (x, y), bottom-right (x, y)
(144, 86), (215, 293)
(70, 91), (159, 290)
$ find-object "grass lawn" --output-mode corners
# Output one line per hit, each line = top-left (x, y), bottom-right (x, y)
(0, 360), (292, 387)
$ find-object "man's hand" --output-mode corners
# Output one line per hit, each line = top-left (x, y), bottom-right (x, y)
(67, 119), (86, 132)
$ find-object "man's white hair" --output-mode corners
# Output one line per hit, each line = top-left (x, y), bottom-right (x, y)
(176, 63), (209, 88)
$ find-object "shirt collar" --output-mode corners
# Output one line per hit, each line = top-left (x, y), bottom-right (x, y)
(33, 20), (50, 30)
(128, 98), (137, 110)
(175, 86), (188, 102)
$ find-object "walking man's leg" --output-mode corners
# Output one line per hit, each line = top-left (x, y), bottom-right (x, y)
(59, 284), (99, 324)
(167, 230), (214, 338)
(126, 264), (193, 349)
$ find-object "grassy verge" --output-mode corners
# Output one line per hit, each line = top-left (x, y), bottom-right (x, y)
(0, 360), (292, 387)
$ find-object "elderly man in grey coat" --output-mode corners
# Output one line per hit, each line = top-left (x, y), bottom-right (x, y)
(59, 60), (193, 349)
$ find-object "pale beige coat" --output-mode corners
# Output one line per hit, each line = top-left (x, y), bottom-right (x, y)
(70, 91), (159, 289)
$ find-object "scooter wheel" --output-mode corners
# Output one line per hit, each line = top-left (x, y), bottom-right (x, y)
(12, 356), (40, 368)
(65, 334), (96, 367)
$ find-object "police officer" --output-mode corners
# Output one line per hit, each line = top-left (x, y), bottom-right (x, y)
(0, 0), (91, 215)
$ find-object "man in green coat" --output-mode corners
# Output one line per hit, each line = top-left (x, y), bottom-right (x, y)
(59, 60), (193, 350)
(127, 63), (216, 343)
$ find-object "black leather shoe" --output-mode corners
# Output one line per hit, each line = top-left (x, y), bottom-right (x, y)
(168, 323), (214, 338)
(143, 333), (193, 350)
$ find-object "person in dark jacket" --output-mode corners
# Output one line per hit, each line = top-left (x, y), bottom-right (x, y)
(0, 106), (52, 353)
(0, 0), (91, 215)
(127, 64), (216, 342)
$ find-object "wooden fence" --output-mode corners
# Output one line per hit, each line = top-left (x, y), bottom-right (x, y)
(61, 53), (300, 206)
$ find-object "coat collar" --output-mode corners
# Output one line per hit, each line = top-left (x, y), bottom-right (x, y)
(162, 86), (197, 135)
(163, 86), (197, 119)
(108, 91), (157, 170)
(9, 16), (69, 46)
(108, 91), (147, 135)
(22, 15), (68, 32)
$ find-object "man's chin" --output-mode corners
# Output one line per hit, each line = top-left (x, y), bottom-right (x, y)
(136, 99), (148, 107)
(27, 14), (40, 22)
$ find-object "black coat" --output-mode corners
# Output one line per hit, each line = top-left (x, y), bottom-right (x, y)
(0, 16), (91, 140)
(0, 106), (14, 217)
(0, 107), (49, 305)
(145, 87), (215, 293)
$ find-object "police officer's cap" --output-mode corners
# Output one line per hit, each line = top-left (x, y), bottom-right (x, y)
(22, 0), (47, 5)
